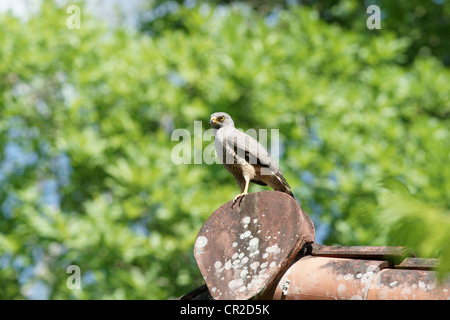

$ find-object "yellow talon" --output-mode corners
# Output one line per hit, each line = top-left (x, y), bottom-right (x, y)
(232, 178), (250, 207)
(232, 192), (247, 207)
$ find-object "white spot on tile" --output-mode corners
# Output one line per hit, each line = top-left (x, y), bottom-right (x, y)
(228, 279), (243, 290)
(265, 244), (281, 255)
(195, 236), (208, 248)
(248, 237), (259, 250)
(242, 216), (251, 224)
(250, 262), (260, 271)
(240, 231), (251, 239)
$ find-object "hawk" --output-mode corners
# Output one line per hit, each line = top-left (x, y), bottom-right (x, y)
(209, 112), (294, 205)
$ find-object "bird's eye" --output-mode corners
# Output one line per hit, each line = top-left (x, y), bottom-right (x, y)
(218, 116), (225, 122)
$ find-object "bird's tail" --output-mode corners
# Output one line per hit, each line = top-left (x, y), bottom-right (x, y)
(274, 170), (295, 199)
(284, 188), (296, 199)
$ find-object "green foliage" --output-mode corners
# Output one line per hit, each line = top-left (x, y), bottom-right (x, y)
(303, 0), (450, 66)
(377, 181), (450, 278)
(0, 1), (449, 299)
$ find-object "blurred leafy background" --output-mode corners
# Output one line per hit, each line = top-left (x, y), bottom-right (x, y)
(0, 0), (449, 299)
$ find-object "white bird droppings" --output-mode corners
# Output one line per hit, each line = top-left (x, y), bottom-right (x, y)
(249, 237), (259, 248)
(195, 236), (208, 249)
(240, 231), (251, 239)
(265, 244), (281, 255)
(242, 216), (251, 224)
(250, 262), (260, 271)
(228, 279), (244, 290)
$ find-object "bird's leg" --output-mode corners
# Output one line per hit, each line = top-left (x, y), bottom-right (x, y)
(232, 178), (250, 207)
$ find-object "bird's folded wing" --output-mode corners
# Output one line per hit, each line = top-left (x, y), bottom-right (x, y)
(225, 129), (279, 170)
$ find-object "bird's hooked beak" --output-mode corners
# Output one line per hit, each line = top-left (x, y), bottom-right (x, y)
(209, 116), (217, 125)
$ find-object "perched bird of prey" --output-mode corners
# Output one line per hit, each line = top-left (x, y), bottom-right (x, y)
(209, 112), (294, 206)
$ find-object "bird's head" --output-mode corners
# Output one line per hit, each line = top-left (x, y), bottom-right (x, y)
(209, 112), (235, 129)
